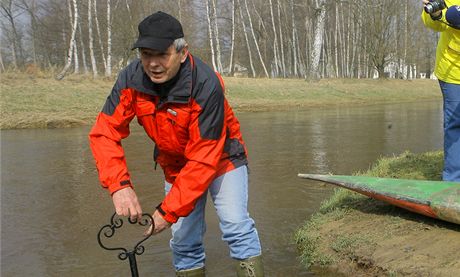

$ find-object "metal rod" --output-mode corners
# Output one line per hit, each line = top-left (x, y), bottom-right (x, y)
(127, 252), (139, 277)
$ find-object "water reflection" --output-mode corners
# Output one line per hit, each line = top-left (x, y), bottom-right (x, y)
(1, 101), (442, 276)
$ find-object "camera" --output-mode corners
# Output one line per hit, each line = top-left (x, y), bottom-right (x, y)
(424, 0), (446, 14)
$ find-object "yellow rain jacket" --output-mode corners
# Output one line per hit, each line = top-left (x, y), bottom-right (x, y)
(421, 0), (460, 84)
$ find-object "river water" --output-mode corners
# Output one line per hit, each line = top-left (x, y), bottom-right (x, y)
(1, 101), (443, 276)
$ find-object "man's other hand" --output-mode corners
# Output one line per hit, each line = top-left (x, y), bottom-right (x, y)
(145, 209), (172, 236)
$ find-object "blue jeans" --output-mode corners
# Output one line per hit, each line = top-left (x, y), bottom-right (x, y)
(164, 165), (262, 270)
(439, 81), (460, 182)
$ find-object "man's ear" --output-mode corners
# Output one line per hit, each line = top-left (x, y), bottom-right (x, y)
(180, 45), (189, 63)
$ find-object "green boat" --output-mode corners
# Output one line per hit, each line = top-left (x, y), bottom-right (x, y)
(298, 174), (460, 225)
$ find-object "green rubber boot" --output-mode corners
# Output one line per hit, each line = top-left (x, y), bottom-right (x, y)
(236, 255), (264, 277)
(175, 267), (206, 277)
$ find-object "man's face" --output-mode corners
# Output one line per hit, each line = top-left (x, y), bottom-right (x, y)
(140, 44), (188, 84)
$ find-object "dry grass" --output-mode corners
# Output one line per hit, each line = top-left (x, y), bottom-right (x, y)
(0, 72), (441, 129)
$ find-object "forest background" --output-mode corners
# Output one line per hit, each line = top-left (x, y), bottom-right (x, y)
(0, 0), (439, 80)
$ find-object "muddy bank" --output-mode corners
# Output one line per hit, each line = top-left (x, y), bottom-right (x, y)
(295, 151), (460, 276)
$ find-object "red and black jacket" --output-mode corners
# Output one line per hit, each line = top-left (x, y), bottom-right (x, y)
(89, 54), (247, 223)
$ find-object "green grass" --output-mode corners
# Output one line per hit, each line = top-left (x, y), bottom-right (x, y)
(294, 150), (444, 269)
(295, 213), (335, 268)
(360, 151), (443, 180)
(330, 234), (372, 254)
(0, 72), (441, 129)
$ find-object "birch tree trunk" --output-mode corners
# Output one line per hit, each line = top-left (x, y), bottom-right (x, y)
(205, 0), (217, 71)
(277, 0), (286, 77)
(403, 0), (409, 79)
(88, 0), (98, 77)
(56, 0), (78, 80)
(305, 17), (312, 76)
(237, 0), (255, 77)
(340, 2), (346, 77)
(352, 12), (360, 78)
(269, 0), (280, 77)
(78, 21), (88, 74)
(93, 0), (107, 74)
(308, 0), (326, 80)
(349, 14), (356, 78)
(243, 0), (269, 77)
(334, 3), (339, 77)
(30, 0), (37, 66)
(0, 50), (5, 72)
(73, 41), (79, 73)
(11, 42), (18, 69)
(228, 0), (235, 75)
(68, 0), (79, 74)
(345, 7), (351, 77)
(178, 0), (182, 21)
(105, 0), (112, 77)
(211, 0), (223, 72)
(290, 0), (298, 77)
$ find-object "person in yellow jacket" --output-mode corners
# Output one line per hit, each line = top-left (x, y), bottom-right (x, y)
(422, 0), (460, 181)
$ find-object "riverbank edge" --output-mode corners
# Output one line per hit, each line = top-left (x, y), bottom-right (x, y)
(0, 98), (441, 130)
(0, 74), (441, 130)
(295, 151), (460, 276)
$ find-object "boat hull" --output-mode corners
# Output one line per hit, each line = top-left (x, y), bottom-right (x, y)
(298, 174), (460, 225)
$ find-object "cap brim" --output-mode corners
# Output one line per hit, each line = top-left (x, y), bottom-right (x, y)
(131, 37), (173, 52)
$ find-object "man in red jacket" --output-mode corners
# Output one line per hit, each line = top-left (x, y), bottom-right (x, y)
(89, 11), (263, 276)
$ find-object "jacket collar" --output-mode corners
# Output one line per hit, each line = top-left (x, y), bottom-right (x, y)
(130, 55), (192, 104)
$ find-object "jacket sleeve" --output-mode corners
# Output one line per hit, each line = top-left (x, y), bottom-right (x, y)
(88, 69), (136, 195)
(421, 9), (449, 32)
(158, 74), (227, 223)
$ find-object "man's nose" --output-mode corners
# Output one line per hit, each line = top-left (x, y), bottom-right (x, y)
(148, 56), (160, 67)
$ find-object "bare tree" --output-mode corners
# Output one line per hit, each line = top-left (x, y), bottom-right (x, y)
(68, 0), (79, 74)
(0, 0), (437, 80)
(88, 0), (98, 77)
(211, 0), (223, 72)
(0, 49), (5, 71)
(93, 0), (107, 74)
(1, 0), (24, 69)
(277, 0), (286, 77)
(177, 0), (182, 21)
(403, 0), (409, 79)
(237, 0), (255, 77)
(243, 0), (269, 77)
(269, 0), (280, 77)
(359, 1), (397, 78)
(308, 0), (326, 80)
(56, 0), (79, 80)
(228, 0), (235, 75)
(18, 0), (38, 65)
(106, 0), (112, 76)
(205, 0), (217, 71)
(78, 20), (88, 74)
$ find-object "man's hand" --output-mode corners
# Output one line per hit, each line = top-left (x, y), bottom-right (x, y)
(112, 187), (143, 222)
(145, 209), (172, 236)
(423, 0), (442, 17)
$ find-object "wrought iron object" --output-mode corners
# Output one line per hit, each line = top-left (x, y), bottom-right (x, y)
(97, 213), (154, 277)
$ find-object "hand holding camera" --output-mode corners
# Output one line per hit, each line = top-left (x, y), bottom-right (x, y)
(423, 0), (446, 17)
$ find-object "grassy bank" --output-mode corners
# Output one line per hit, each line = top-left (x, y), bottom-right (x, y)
(0, 72), (441, 129)
(295, 151), (460, 276)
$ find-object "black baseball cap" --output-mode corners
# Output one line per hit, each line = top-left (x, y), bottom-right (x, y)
(132, 11), (184, 51)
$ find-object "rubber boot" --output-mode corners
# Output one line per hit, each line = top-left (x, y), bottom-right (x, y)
(236, 255), (264, 277)
(175, 267), (205, 277)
